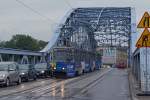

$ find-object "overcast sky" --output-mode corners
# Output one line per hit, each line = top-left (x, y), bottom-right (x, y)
(0, 0), (149, 42)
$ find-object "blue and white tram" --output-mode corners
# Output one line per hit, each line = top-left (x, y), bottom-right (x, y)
(50, 47), (101, 77)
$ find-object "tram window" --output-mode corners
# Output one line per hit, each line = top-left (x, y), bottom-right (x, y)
(53, 50), (67, 61)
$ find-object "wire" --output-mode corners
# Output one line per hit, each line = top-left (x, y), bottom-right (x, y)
(64, 0), (74, 9)
(15, 0), (56, 24)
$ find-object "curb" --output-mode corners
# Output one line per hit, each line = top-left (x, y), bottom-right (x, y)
(128, 69), (139, 100)
(128, 69), (136, 100)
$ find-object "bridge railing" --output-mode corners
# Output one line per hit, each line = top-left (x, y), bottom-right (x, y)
(0, 48), (45, 64)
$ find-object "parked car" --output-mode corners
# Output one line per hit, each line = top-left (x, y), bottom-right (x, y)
(19, 64), (37, 82)
(34, 63), (50, 78)
(0, 62), (21, 87)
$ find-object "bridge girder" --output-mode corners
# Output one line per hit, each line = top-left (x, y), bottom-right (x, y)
(54, 7), (132, 52)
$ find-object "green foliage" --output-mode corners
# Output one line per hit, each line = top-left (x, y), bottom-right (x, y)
(38, 40), (48, 50)
(0, 41), (6, 48)
(0, 34), (48, 51)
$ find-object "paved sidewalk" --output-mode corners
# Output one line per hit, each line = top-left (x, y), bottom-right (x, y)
(128, 69), (150, 100)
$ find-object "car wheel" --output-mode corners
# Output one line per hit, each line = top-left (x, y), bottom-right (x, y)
(75, 71), (79, 76)
(82, 70), (84, 75)
(17, 77), (21, 85)
(5, 78), (10, 87)
(33, 76), (37, 80)
(25, 77), (29, 82)
(44, 73), (48, 78)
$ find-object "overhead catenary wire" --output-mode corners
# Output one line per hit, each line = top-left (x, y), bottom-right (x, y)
(63, 0), (74, 9)
(15, 0), (56, 24)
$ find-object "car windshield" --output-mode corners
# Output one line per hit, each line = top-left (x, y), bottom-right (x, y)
(19, 65), (29, 70)
(0, 64), (9, 71)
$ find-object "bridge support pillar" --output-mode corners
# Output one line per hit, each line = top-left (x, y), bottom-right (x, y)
(21, 56), (29, 64)
(40, 56), (46, 63)
(33, 56), (36, 64)
(11, 55), (15, 61)
(0, 54), (2, 62)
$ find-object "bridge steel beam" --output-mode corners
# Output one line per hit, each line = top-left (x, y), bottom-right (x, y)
(43, 7), (134, 69)
(0, 48), (43, 64)
(51, 7), (132, 53)
(0, 48), (42, 56)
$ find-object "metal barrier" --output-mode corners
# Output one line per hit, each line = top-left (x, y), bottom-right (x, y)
(0, 48), (44, 64)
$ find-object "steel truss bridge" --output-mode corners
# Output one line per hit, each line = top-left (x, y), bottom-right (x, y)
(0, 7), (133, 65)
(44, 7), (132, 66)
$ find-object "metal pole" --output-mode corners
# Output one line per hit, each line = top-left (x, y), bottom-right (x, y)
(11, 55), (14, 61)
(145, 44), (148, 92)
(33, 56), (36, 64)
(0, 54), (2, 62)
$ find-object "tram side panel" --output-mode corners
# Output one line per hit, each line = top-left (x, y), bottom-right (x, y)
(84, 52), (90, 73)
(74, 49), (84, 76)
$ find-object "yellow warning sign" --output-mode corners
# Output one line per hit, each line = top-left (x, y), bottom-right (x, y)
(136, 28), (150, 48)
(137, 12), (150, 28)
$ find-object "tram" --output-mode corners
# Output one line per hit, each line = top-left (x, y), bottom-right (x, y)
(50, 47), (101, 77)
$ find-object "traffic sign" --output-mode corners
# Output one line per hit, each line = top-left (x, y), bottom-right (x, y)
(136, 28), (150, 48)
(137, 12), (150, 28)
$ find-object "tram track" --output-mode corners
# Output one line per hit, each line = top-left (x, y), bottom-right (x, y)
(0, 78), (52, 91)
(0, 71), (93, 99)
(0, 68), (110, 100)
(13, 70), (103, 99)
(31, 68), (112, 99)
(0, 79), (62, 98)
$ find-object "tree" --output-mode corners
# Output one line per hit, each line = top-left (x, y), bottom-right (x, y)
(38, 40), (48, 50)
(0, 34), (48, 51)
(0, 41), (6, 48)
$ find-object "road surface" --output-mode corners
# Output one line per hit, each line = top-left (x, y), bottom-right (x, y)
(0, 68), (130, 100)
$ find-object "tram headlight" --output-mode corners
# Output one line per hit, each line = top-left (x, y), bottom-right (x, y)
(62, 67), (65, 70)
(54, 67), (56, 70)
(41, 70), (45, 73)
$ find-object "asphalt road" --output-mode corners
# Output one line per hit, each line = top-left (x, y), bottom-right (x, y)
(0, 68), (130, 100)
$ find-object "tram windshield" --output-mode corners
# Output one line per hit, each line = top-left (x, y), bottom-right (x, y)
(53, 48), (74, 62)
